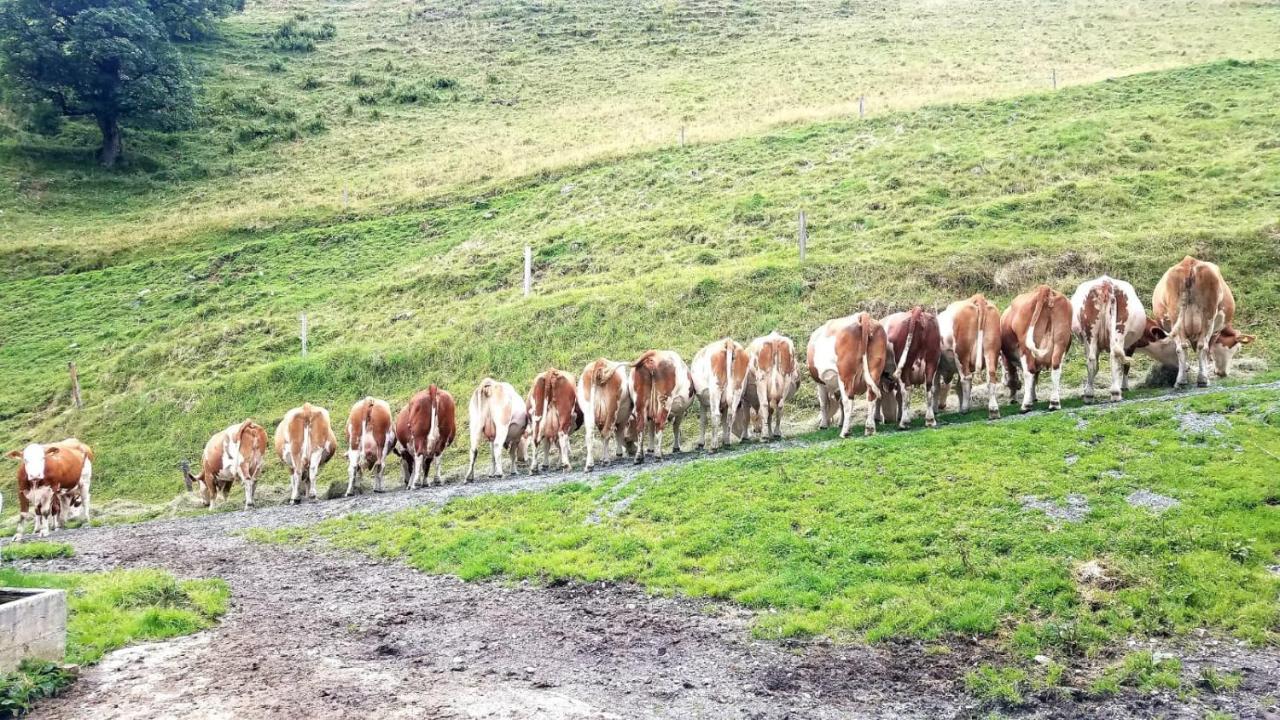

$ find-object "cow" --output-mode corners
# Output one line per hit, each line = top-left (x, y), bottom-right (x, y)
(527, 369), (583, 474)
(937, 293), (1003, 419)
(880, 307), (942, 429)
(464, 378), (530, 481)
(1001, 285), (1073, 412)
(737, 331), (801, 441)
(628, 350), (694, 463)
(577, 360), (634, 471)
(691, 338), (752, 452)
(182, 420), (268, 509)
(7, 439), (93, 540)
(274, 404), (338, 504)
(807, 312), (889, 437)
(1142, 256), (1254, 388)
(344, 397), (396, 496)
(1070, 276), (1157, 402)
(394, 386), (457, 488)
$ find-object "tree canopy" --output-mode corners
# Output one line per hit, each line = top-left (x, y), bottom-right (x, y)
(0, 0), (240, 167)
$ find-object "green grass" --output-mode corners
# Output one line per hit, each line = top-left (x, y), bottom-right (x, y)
(0, 542), (74, 561)
(3, 59), (1279, 515)
(256, 389), (1280, 656)
(0, 661), (74, 719)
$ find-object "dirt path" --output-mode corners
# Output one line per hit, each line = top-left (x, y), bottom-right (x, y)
(12, 381), (1280, 719)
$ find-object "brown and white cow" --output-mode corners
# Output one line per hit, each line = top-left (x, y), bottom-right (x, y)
(578, 360), (634, 471)
(1070, 276), (1156, 402)
(7, 438), (93, 539)
(274, 403), (338, 504)
(807, 312), (889, 437)
(527, 369), (583, 474)
(628, 350), (694, 463)
(737, 331), (801, 440)
(937, 293), (1003, 419)
(880, 307), (942, 429)
(1001, 285), (1073, 412)
(344, 397), (395, 496)
(1142, 256), (1254, 387)
(464, 378), (530, 481)
(182, 420), (268, 509)
(691, 338), (752, 452)
(394, 386), (457, 488)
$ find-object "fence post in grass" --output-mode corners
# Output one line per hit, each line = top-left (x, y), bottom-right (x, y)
(524, 245), (532, 297)
(859, 95), (864, 119)
(680, 126), (686, 147)
(342, 186), (349, 209)
(1052, 68), (1057, 90)
(68, 361), (82, 409)
(797, 210), (808, 262)
(299, 312), (308, 357)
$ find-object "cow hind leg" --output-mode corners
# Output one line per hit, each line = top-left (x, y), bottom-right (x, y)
(434, 454), (444, 485)
(816, 387), (830, 429)
(1173, 340), (1188, 389)
(1019, 356), (1036, 413)
(1196, 342), (1211, 388)
(558, 432), (572, 471)
(837, 385), (856, 439)
(1083, 343), (1098, 404)
(1048, 365), (1063, 411)
(896, 379), (910, 430)
(346, 458), (360, 497)
(244, 476), (257, 510)
(1109, 346), (1125, 401)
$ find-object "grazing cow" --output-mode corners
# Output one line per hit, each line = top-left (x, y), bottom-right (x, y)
(527, 369), (583, 474)
(1001, 285), (1073, 412)
(274, 404), (338, 504)
(577, 360), (634, 471)
(880, 307), (942, 429)
(629, 350), (694, 463)
(737, 331), (801, 440)
(937, 294), (1003, 419)
(344, 397), (395, 496)
(807, 312), (889, 437)
(394, 386), (457, 488)
(691, 338), (752, 452)
(464, 378), (530, 481)
(1070, 276), (1157, 402)
(1143, 256), (1254, 387)
(7, 439), (93, 540)
(182, 420), (268, 509)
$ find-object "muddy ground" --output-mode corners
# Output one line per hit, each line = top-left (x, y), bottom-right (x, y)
(10, 383), (1280, 719)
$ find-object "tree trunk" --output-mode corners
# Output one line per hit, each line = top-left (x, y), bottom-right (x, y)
(97, 115), (123, 168)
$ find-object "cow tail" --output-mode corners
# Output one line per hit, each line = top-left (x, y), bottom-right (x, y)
(974, 297), (987, 374)
(724, 341), (736, 405)
(861, 314), (881, 400)
(1024, 286), (1051, 357)
(1098, 281), (1116, 350)
(894, 308), (917, 379)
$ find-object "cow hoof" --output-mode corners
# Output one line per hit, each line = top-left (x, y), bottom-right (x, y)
(1082, 394), (1094, 405)
(633, 456), (643, 465)
(1197, 380), (1209, 388)
(926, 419), (938, 429)
(897, 423), (909, 431)
(864, 427), (876, 437)
(584, 465), (594, 473)
(988, 409), (1000, 421)
(1111, 392), (1123, 402)
(1048, 401), (1061, 411)
(1020, 404), (1033, 414)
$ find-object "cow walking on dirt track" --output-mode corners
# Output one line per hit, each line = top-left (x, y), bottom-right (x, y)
(937, 293), (1003, 420)
(274, 403), (338, 504)
(1001, 285), (1073, 412)
(395, 386), (457, 489)
(739, 331), (800, 440)
(183, 420), (268, 509)
(691, 338), (752, 452)
(808, 312), (890, 437)
(344, 397), (395, 496)
(7, 438), (93, 539)
(880, 307), (942, 429)
(578, 360), (633, 471)
(629, 350), (694, 462)
(1070, 276), (1157, 402)
(1143, 256), (1254, 388)
(464, 379), (529, 481)
(527, 369), (583, 474)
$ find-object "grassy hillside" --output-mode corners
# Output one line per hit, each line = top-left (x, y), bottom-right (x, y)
(2, 0), (1279, 261)
(3, 59), (1279, 513)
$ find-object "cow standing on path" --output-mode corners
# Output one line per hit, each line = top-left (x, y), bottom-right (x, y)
(1142, 257), (1254, 388)
(527, 369), (583, 474)
(183, 420), (268, 509)
(691, 338), (752, 452)
(937, 294), (1003, 420)
(395, 386), (457, 488)
(1001, 285), (1073, 412)
(578, 360), (633, 471)
(629, 350), (694, 462)
(274, 403), (338, 504)
(1070, 276), (1158, 402)
(464, 379), (529, 481)
(7, 439), (93, 539)
(344, 397), (395, 496)
(808, 313), (889, 437)
(738, 331), (800, 441)
(880, 307), (942, 429)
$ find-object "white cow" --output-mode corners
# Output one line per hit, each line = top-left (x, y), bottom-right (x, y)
(464, 379), (530, 481)
(1070, 276), (1149, 402)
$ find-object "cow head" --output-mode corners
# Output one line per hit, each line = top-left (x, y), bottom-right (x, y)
(1129, 319), (1177, 367)
(1210, 326), (1255, 377)
(6, 444), (50, 481)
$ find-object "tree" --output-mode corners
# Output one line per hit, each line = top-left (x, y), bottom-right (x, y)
(0, 0), (239, 167)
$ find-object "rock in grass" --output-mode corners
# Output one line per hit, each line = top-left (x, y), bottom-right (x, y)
(1126, 489), (1180, 514)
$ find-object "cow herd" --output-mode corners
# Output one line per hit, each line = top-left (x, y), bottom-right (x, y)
(5, 256), (1256, 538)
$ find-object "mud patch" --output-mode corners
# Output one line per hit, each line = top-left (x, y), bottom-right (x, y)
(1022, 494), (1090, 523)
(1174, 411), (1230, 436)
(1126, 489), (1180, 514)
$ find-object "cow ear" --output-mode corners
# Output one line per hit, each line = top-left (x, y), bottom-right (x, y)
(46, 447), (61, 456)
(1149, 327), (1169, 341)
(5, 449), (20, 459)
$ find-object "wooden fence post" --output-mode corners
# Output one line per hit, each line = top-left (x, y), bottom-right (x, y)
(680, 126), (686, 147)
(68, 361), (82, 409)
(797, 210), (807, 262)
(858, 95), (864, 119)
(1052, 68), (1057, 90)
(342, 186), (349, 209)
(523, 246), (532, 297)
(299, 312), (308, 356)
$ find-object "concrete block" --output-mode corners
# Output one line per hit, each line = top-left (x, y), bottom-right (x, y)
(0, 588), (67, 673)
